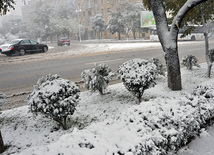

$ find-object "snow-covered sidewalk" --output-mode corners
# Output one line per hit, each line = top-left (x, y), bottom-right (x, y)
(177, 126), (214, 155)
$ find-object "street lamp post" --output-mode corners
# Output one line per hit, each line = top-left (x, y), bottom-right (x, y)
(76, 8), (82, 42)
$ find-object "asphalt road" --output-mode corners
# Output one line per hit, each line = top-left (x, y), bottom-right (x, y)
(0, 40), (214, 109)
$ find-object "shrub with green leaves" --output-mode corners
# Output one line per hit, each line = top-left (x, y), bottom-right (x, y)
(0, 92), (6, 153)
(181, 55), (200, 70)
(28, 74), (80, 130)
(81, 63), (115, 95)
(149, 58), (165, 75)
(0, 92), (6, 111)
(208, 49), (214, 63)
(118, 58), (158, 102)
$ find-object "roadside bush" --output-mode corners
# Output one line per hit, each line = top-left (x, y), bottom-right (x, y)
(181, 55), (200, 70)
(28, 74), (80, 130)
(81, 63), (115, 95)
(0, 92), (6, 153)
(0, 92), (6, 111)
(208, 49), (214, 63)
(118, 58), (158, 102)
(149, 58), (165, 75)
(58, 82), (214, 154)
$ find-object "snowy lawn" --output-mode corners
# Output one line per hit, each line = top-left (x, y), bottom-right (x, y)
(1, 63), (214, 154)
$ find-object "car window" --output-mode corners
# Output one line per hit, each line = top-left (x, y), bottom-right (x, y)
(30, 40), (38, 44)
(22, 40), (31, 44)
(9, 40), (20, 44)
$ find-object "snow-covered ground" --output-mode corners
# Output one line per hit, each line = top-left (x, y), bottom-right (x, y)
(1, 62), (214, 154)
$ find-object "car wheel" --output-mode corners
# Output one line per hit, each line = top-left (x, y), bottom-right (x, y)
(43, 46), (48, 52)
(19, 49), (25, 56)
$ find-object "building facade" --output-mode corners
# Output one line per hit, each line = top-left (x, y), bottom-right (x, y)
(76, 0), (142, 40)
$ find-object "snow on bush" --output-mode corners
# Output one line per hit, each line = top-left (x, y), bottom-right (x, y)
(0, 92), (6, 111)
(118, 58), (158, 102)
(149, 58), (165, 76)
(81, 63), (115, 95)
(28, 74), (80, 130)
(181, 55), (200, 70)
(208, 49), (214, 63)
(20, 82), (214, 155)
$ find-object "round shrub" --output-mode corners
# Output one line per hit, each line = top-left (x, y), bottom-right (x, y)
(81, 63), (115, 95)
(181, 55), (200, 70)
(149, 58), (165, 76)
(118, 58), (158, 102)
(0, 92), (6, 110)
(28, 74), (80, 130)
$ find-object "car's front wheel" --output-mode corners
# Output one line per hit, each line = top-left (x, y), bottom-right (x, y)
(19, 49), (26, 56)
(43, 46), (48, 52)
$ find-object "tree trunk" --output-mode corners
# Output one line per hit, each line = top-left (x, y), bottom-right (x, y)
(118, 32), (121, 40)
(98, 31), (101, 40)
(165, 45), (182, 90)
(0, 130), (4, 153)
(149, 0), (182, 90)
(63, 117), (67, 130)
(200, 5), (211, 78)
(133, 31), (136, 40)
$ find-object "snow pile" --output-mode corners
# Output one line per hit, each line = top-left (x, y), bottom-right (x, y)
(28, 74), (80, 129)
(81, 63), (115, 95)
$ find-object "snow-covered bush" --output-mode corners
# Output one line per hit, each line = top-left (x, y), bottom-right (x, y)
(181, 55), (200, 70)
(208, 49), (214, 63)
(149, 58), (165, 75)
(28, 74), (80, 130)
(81, 63), (115, 95)
(0, 92), (6, 153)
(0, 92), (6, 111)
(118, 58), (158, 102)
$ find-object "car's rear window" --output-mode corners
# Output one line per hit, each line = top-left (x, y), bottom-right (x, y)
(9, 40), (20, 44)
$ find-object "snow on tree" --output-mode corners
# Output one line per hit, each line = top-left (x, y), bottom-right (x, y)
(118, 58), (158, 102)
(0, 92), (6, 153)
(90, 14), (106, 40)
(107, 9), (125, 40)
(119, 1), (142, 40)
(0, 0), (15, 15)
(28, 74), (80, 130)
(181, 55), (200, 70)
(143, 0), (209, 90)
(81, 63), (115, 95)
(160, 0), (214, 78)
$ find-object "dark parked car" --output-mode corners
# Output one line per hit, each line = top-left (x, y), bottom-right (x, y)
(57, 38), (70, 46)
(0, 39), (48, 56)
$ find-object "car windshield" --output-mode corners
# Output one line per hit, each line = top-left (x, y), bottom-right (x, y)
(9, 40), (21, 44)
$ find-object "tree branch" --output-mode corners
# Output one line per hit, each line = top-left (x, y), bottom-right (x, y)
(171, 0), (208, 32)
